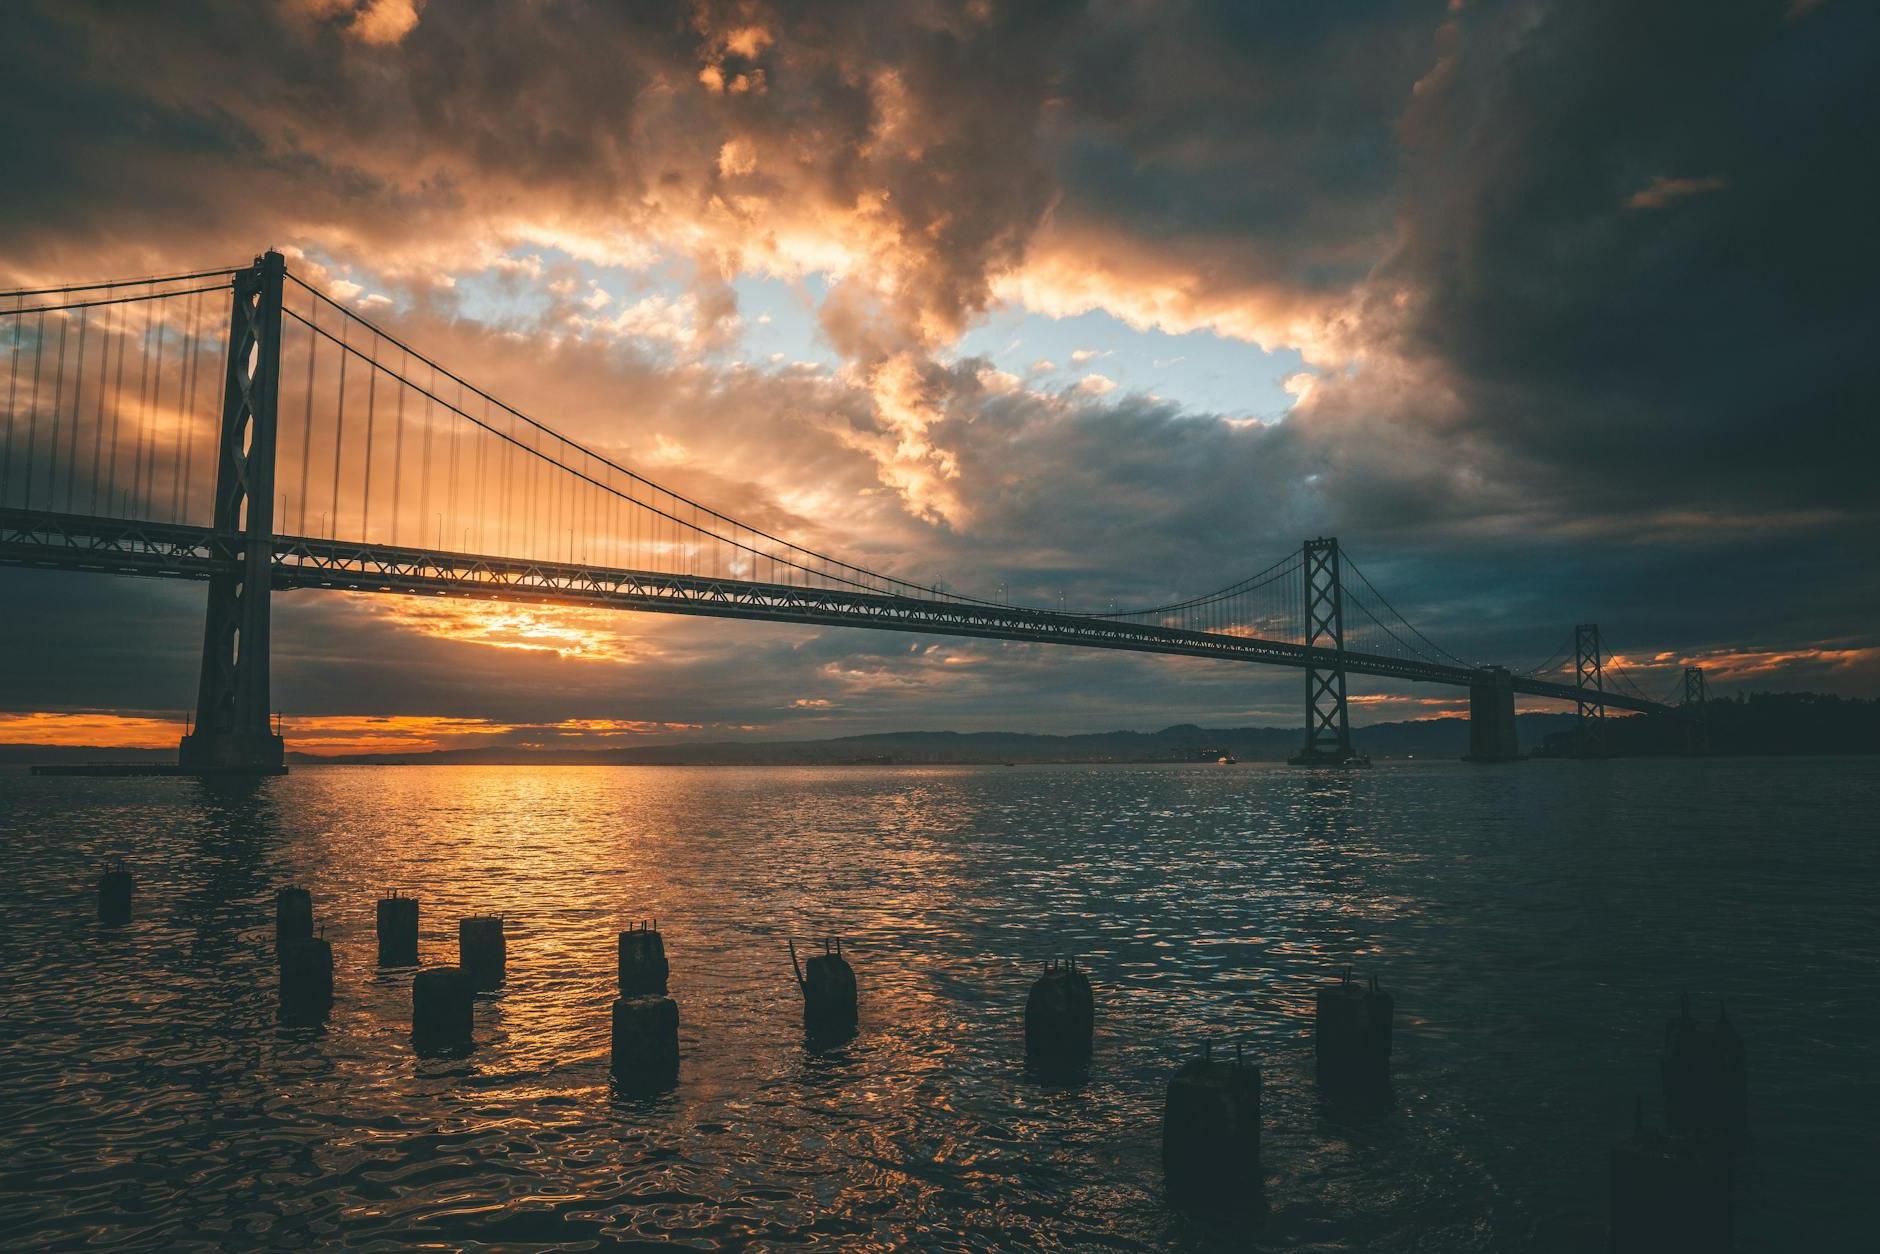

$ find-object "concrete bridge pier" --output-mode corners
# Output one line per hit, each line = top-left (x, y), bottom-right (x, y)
(1463, 666), (1523, 763)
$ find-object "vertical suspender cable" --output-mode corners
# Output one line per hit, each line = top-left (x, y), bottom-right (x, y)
(331, 319), (348, 538)
(184, 291), (214, 526)
(172, 291), (197, 521)
(129, 288), (154, 516)
(392, 349), (407, 546)
(63, 309), (89, 511)
(20, 312), (47, 509)
(1, 295), (20, 504)
(41, 316), (69, 513)
(90, 303), (113, 513)
(298, 295), (316, 534)
(362, 333), (378, 541)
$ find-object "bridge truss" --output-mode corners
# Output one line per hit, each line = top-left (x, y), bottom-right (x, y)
(0, 252), (1683, 770)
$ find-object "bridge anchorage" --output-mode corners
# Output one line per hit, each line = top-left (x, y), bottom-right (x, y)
(0, 249), (1698, 775)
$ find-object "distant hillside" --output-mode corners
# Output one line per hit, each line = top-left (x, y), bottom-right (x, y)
(7, 693), (1873, 768)
(1535, 691), (1880, 757)
(0, 744), (177, 767)
(272, 713), (1582, 767)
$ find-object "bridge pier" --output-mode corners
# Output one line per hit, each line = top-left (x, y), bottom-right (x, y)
(1463, 666), (1522, 762)
(177, 253), (287, 776)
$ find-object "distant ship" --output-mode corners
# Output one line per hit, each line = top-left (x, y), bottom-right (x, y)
(1217, 754), (1237, 765)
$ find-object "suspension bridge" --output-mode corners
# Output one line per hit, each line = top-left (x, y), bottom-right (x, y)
(0, 252), (1701, 773)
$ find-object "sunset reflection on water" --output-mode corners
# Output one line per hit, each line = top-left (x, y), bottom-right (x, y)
(1, 760), (1875, 1249)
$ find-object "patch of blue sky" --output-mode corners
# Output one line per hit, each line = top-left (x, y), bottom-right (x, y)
(440, 248), (840, 372)
(321, 241), (1308, 418)
(727, 272), (839, 371)
(951, 304), (1310, 423)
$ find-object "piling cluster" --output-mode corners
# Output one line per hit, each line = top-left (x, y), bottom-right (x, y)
(409, 911), (506, 1055)
(1153, 968), (1396, 1208)
(81, 867), (1751, 1235)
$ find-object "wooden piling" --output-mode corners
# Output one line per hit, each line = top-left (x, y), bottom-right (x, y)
(411, 965), (475, 1053)
(1162, 1043), (1262, 1206)
(96, 857), (132, 926)
(458, 915), (506, 992)
(1315, 969), (1393, 1099)
(275, 886), (313, 952)
(791, 938), (857, 1039)
(610, 995), (680, 1089)
(1024, 958), (1094, 1077)
(1662, 994), (1747, 1151)
(376, 892), (419, 967)
(279, 932), (334, 1021)
(1609, 1101), (1733, 1253)
(618, 921), (669, 996)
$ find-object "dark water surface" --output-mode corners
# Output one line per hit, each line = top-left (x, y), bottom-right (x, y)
(1, 759), (1875, 1250)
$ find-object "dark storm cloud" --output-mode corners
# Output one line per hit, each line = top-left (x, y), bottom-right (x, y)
(1381, 0), (1880, 515)
(3, 0), (1876, 746)
(1049, 1), (1435, 295)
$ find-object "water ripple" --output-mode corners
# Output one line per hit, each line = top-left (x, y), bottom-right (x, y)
(1, 759), (1875, 1250)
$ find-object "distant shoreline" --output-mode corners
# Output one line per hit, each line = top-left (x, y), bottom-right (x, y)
(6, 694), (1876, 767)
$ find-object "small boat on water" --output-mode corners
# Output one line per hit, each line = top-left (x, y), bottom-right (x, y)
(1217, 754), (1237, 765)
(1342, 754), (1372, 768)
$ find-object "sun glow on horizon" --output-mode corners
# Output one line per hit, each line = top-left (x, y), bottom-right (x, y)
(0, 712), (705, 756)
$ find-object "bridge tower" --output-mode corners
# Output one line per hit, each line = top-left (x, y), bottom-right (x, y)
(1573, 622), (1606, 759)
(1681, 665), (1710, 755)
(177, 252), (287, 774)
(1462, 665), (1522, 762)
(1288, 537), (1355, 766)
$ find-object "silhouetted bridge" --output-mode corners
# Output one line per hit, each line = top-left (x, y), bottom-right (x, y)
(0, 253), (1698, 772)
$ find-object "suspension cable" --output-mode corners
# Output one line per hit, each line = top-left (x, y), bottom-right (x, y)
(1098, 550), (1300, 618)
(0, 284), (231, 319)
(285, 305), (1009, 602)
(288, 273), (1002, 606)
(0, 266), (241, 300)
(1340, 553), (1477, 667)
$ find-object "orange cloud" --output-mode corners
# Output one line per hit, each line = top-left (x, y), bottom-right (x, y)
(1673, 645), (1880, 683)
(0, 712), (185, 748)
(1626, 175), (1728, 211)
(1347, 693), (1468, 713)
(363, 597), (651, 664)
(0, 712), (702, 756)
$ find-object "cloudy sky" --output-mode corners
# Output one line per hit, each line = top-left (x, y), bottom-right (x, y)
(2, 0), (1875, 755)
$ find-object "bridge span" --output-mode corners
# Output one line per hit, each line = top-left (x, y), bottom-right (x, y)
(0, 252), (1693, 772)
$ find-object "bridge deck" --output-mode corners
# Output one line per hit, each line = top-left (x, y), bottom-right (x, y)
(0, 507), (1667, 714)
